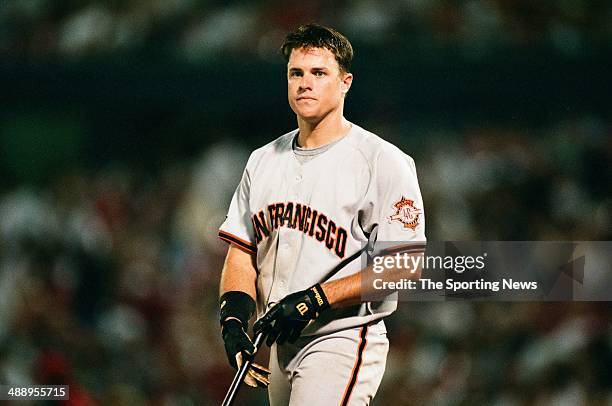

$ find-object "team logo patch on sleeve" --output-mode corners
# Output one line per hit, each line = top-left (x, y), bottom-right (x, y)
(389, 196), (422, 230)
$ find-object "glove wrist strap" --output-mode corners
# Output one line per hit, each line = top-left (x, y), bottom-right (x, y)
(220, 318), (243, 336)
(308, 283), (330, 312)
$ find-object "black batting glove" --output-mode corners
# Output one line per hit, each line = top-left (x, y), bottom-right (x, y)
(221, 319), (256, 369)
(253, 284), (330, 346)
(219, 291), (256, 369)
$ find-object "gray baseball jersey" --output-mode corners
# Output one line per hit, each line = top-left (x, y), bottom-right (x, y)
(219, 123), (426, 335)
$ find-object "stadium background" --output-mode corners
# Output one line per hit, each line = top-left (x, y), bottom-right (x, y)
(1, 1), (611, 404)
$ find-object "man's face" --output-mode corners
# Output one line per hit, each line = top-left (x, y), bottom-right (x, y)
(287, 47), (352, 123)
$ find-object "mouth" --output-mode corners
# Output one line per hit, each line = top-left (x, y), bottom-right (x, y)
(297, 96), (316, 101)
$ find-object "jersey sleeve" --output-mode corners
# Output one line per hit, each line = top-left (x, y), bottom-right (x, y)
(359, 147), (426, 254)
(218, 157), (257, 255)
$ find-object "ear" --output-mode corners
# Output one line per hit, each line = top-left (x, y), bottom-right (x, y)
(341, 72), (353, 95)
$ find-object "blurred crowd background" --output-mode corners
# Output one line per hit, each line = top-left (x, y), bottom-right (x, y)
(1, 0), (611, 405)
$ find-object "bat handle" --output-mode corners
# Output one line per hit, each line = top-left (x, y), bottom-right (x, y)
(221, 331), (266, 406)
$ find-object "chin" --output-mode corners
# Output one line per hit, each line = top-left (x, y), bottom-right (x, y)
(300, 114), (325, 124)
(296, 108), (321, 121)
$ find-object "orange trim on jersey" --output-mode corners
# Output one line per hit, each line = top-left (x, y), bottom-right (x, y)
(218, 230), (256, 255)
(340, 325), (369, 406)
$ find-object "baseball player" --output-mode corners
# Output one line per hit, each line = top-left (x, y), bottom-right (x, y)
(218, 24), (426, 405)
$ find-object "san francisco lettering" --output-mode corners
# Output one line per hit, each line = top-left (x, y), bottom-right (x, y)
(252, 202), (347, 258)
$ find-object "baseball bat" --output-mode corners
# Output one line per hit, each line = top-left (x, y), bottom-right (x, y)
(221, 227), (377, 406)
(221, 331), (265, 406)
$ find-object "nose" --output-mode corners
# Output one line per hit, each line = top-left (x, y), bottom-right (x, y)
(298, 74), (313, 92)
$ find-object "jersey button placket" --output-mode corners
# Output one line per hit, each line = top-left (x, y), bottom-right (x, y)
(275, 228), (289, 297)
(280, 238), (291, 293)
(291, 171), (303, 200)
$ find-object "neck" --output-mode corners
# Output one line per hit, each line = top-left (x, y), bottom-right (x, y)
(297, 113), (351, 149)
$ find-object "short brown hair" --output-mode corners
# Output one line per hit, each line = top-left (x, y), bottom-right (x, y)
(280, 23), (354, 74)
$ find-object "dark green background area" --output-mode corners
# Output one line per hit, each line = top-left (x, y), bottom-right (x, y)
(2, 44), (610, 185)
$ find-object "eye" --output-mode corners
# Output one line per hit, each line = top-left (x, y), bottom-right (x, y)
(289, 71), (302, 77)
(314, 71), (326, 77)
